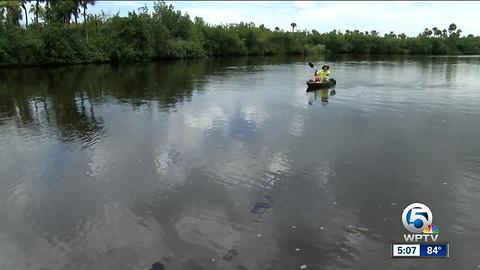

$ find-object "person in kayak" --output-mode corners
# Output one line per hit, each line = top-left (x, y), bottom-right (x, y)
(314, 65), (330, 82)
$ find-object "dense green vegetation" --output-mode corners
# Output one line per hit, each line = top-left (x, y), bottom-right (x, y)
(1, 1), (480, 66)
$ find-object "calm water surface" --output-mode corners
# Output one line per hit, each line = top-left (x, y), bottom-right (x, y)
(1, 56), (480, 270)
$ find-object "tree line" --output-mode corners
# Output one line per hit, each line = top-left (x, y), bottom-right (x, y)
(1, 1), (480, 66)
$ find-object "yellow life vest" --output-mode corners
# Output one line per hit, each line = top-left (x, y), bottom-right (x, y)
(319, 70), (330, 77)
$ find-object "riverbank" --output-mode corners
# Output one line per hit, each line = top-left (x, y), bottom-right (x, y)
(1, 2), (479, 68)
(3, 53), (480, 71)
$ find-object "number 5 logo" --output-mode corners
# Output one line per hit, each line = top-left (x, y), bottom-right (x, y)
(402, 203), (433, 233)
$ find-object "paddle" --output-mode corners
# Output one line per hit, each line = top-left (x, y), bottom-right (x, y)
(307, 62), (318, 82)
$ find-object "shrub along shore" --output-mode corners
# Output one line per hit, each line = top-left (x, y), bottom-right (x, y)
(1, 1), (480, 67)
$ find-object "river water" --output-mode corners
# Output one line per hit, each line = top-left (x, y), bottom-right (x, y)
(0, 55), (479, 270)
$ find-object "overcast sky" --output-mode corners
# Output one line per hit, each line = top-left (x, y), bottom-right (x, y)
(42, 1), (480, 36)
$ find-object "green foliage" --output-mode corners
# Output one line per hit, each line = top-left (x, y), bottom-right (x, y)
(107, 11), (153, 62)
(40, 24), (81, 63)
(0, 25), (42, 64)
(1, 0), (480, 66)
(0, 0), (23, 25)
(310, 25), (480, 56)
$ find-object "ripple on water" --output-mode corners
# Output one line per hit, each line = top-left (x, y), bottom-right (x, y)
(261, 152), (292, 190)
(86, 144), (110, 182)
(200, 141), (266, 189)
(241, 104), (268, 126)
(154, 144), (188, 194)
(6, 181), (36, 220)
(448, 157), (480, 236)
(184, 106), (226, 131)
(27, 202), (170, 270)
(314, 161), (336, 187)
(288, 114), (306, 138)
(174, 207), (241, 253)
(0, 229), (8, 244)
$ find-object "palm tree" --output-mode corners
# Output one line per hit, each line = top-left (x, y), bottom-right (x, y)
(48, 0), (74, 25)
(290, 22), (296, 32)
(72, 0), (80, 24)
(447, 23), (457, 36)
(432, 27), (441, 38)
(80, 0), (94, 22)
(20, 0), (28, 26)
(80, 0), (95, 43)
(422, 28), (433, 38)
(0, 1), (23, 25)
(29, 0), (42, 24)
(454, 29), (462, 38)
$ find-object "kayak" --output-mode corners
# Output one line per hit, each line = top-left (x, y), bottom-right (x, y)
(306, 78), (337, 91)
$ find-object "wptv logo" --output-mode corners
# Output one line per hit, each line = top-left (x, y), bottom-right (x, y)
(402, 203), (439, 242)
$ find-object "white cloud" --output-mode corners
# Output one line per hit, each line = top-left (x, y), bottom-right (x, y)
(86, 144), (110, 182)
(293, 1), (316, 10)
(104, 1), (143, 7)
(180, 7), (247, 24)
(290, 1), (480, 35)
(241, 104), (268, 125)
(184, 105), (226, 131)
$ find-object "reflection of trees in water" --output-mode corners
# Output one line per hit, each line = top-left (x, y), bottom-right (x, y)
(0, 67), (104, 145)
(416, 56), (462, 82)
(0, 60), (221, 144)
(0, 56), (311, 144)
(104, 61), (210, 108)
(338, 54), (470, 83)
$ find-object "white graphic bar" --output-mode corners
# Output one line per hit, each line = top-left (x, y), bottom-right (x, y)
(392, 244), (421, 257)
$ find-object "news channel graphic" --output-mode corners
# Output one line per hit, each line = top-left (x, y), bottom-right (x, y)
(391, 203), (450, 258)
